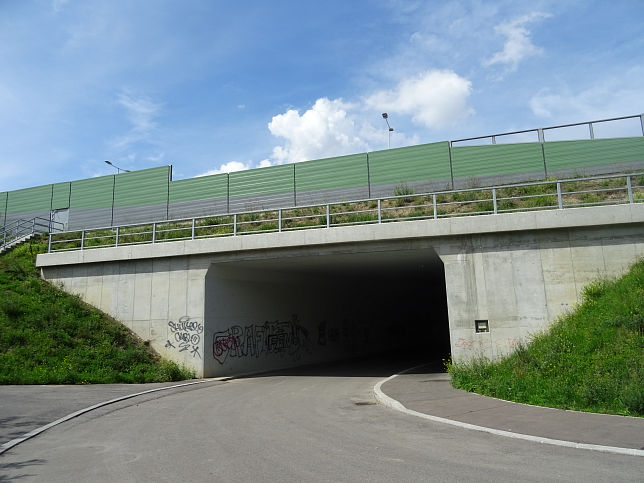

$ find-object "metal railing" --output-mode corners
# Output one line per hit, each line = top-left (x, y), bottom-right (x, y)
(451, 113), (644, 146)
(1, 217), (65, 252)
(47, 172), (644, 253)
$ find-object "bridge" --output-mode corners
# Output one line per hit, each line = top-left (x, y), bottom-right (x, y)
(36, 172), (644, 377)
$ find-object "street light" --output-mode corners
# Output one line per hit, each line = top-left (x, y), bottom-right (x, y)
(104, 160), (131, 174)
(382, 113), (394, 149)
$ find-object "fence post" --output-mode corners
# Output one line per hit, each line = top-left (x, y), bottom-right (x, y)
(278, 209), (282, 232)
(326, 204), (330, 228)
(377, 199), (382, 223)
(48, 233), (52, 253)
(627, 176), (633, 203)
(433, 194), (437, 219)
(191, 218), (196, 240)
(233, 214), (237, 236)
(447, 141), (455, 190)
(152, 222), (156, 243)
(588, 122), (595, 140)
(492, 188), (497, 214)
(81, 230), (85, 250)
(557, 182), (563, 209)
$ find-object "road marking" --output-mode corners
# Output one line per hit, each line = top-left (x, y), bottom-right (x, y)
(373, 367), (644, 458)
(0, 379), (228, 455)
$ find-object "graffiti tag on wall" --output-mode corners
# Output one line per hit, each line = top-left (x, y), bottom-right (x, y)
(212, 315), (311, 365)
(165, 316), (203, 358)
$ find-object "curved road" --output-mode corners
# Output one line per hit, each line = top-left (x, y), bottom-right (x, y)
(1, 359), (642, 482)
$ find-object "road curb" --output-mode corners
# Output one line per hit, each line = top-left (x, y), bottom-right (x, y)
(373, 367), (644, 458)
(0, 378), (225, 455)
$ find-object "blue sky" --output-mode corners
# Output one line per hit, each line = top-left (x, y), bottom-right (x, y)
(1, 0), (643, 191)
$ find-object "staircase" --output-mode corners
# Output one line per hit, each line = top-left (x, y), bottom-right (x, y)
(0, 217), (64, 254)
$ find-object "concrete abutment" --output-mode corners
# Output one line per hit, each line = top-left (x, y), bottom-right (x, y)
(37, 204), (644, 377)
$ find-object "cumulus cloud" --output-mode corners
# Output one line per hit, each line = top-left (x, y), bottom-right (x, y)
(364, 70), (473, 129)
(196, 161), (253, 177)
(484, 12), (551, 72)
(268, 97), (371, 164)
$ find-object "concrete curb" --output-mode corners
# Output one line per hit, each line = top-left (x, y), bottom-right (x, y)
(373, 367), (644, 458)
(0, 378), (226, 455)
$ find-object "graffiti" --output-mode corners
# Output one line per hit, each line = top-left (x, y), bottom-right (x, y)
(212, 315), (311, 364)
(167, 316), (203, 358)
(454, 337), (486, 351)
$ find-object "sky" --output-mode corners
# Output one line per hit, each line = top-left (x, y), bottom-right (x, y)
(1, 0), (643, 191)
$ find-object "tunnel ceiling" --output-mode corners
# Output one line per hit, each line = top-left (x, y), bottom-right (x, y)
(209, 244), (444, 278)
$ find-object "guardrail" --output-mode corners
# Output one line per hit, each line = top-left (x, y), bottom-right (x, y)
(48, 172), (644, 253)
(1, 217), (65, 252)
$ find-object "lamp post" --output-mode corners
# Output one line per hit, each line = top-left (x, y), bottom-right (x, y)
(382, 113), (394, 149)
(104, 160), (131, 174)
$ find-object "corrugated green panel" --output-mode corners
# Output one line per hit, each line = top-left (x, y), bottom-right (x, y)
(295, 153), (368, 191)
(114, 166), (170, 207)
(51, 182), (71, 210)
(544, 137), (644, 172)
(6, 184), (52, 213)
(229, 164), (294, 198)
(169, 173), (228, 203)
(451, 143), (545, 178)
(70, 175), (114, 209)
(369, 142), (450, 185)
(0, 192), (7, 222)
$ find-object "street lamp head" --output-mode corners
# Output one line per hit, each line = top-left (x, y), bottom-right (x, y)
(105, 160), (113, 166)
(382, 113), (388, 119)
(389, 127), (394, 132)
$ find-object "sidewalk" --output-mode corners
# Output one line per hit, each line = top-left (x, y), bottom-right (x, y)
(378, 366), (644, 452)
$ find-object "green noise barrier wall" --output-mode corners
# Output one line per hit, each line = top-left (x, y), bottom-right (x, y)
(543, 137), (644, 175)
(3, 134), (643, 232)
(229, 164), (295, 212)
(450, 142), (546, 187)
(169, 173), (228, 219)
(113, 166), (171, 225)
(4, 185), (53, 226)
(368, 142), (451, 195)
(294, 153), (369, 204)
(69, 175), (115, 230)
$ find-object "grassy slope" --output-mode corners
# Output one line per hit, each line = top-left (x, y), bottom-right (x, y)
(449, 258), (644, 417)
(0, 238), (194, 384)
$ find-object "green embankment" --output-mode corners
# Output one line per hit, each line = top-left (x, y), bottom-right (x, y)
(449, 259), (644, 417)
(0, 238), (194, 384)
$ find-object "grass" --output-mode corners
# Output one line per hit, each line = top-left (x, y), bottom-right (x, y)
(0, 238), (194, 384)
(448, 258), (644, 417)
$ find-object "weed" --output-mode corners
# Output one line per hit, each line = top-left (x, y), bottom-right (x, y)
(0, 238), (194, 384)
(448, 258), (644, 417)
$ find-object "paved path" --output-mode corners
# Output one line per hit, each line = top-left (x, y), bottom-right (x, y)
(378, 363), (644, 452)
(1, 359), (642, 482)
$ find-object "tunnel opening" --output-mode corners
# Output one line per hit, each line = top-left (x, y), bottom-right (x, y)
(204, 243), (450, 377)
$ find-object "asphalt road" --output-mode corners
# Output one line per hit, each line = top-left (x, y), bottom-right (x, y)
(1, 359), (642, 482)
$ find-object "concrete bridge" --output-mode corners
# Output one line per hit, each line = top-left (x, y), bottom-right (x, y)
(36, 201), (644, 378)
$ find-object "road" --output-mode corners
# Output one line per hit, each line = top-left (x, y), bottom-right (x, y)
(1, 358), (642, 482)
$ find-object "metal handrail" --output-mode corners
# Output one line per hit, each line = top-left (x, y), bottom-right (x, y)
(47, 171), (644, 253)
(1, 216), (65, 251)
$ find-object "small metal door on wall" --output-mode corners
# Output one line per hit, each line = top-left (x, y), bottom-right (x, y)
(50, 209), (69, 231)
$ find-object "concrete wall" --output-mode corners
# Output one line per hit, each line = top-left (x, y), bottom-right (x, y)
(38, 203), (644, 376)
(438, 224), (644, 361)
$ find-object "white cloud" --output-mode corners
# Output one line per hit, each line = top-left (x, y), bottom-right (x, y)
(112, 91), (161, 149)
(484, 12), (551, 72)
(196, 160), (252, 177)
(529, 75), (644, 123)
(364, 70), (473, 129)
(268, 97), (371, 164)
